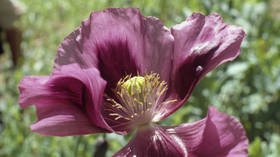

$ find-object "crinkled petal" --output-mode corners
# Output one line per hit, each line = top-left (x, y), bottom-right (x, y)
(166, 107), (248, 157)
(161, 13), (245, 119)
(54, 8), (174, 90)
(114, 125), (187, 157)
(18, 64), (112, 136)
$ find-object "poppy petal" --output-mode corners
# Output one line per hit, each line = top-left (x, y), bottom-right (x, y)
(19, 64), (112, 135)
(167, 107), (248, 157)
(161, 13), (245, 119)
(55, 8), (174, 90)
(30, 103), (104, 136)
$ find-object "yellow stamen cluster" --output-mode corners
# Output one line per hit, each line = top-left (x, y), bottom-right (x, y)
(105, 73), (173, 126)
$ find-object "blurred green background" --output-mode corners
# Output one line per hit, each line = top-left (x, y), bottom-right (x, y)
(0, 0), (280, 156)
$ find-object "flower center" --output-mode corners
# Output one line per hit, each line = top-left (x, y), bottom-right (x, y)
(122, 76), (145, 95)
(105, 73), (175, 128)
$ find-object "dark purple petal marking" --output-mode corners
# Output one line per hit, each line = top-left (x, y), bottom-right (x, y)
(96, 40), (138, 94)
(174, 44), (219, 99)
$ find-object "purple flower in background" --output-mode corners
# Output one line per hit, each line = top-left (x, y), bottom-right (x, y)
(19, 8), (248, 157)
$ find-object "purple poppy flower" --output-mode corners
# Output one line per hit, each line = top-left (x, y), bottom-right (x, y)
(19, 8), (248, 157)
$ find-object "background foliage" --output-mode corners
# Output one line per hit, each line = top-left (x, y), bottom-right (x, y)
(0, 0), (279, 156)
